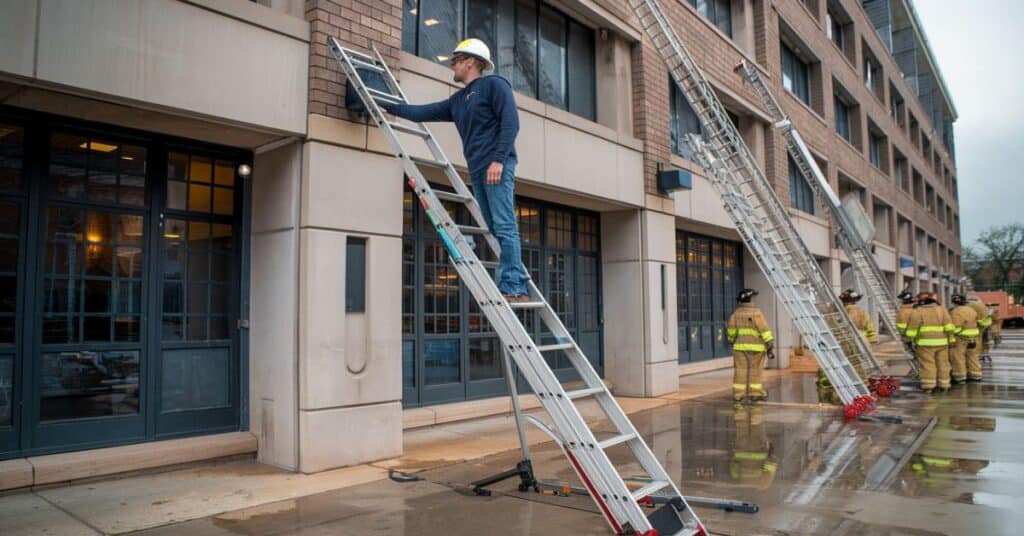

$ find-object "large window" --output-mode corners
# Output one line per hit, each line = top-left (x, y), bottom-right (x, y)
(402, 189), (602, 407)
(789, 154), (815, 214)
(670, 80), (702, 160)
(781, 42), (811, 105)
(869, 132), (883, 168)
(0, 110), (249, 461)
(676, 232), (743, 363)
(690, 0), (732, 38)
(402, 0), (596, 120)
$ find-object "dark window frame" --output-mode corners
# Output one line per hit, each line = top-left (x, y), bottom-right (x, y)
(788, 154), (816, 214)
(689, 0), (733, 38)
(781, 41), (811, 105)
(676, 230), (743, 364)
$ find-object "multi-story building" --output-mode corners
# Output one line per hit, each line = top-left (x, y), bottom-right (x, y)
(0, 0), (958, 482)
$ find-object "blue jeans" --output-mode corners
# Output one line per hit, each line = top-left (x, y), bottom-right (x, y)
(471, 158), (529, 296)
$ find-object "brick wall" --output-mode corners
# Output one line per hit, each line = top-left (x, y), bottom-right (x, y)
(305, 0), (402, 121)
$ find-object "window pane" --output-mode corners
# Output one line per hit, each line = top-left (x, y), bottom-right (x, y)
(496, 0), (516, 80)
(469, 337), (503, 381)
(467, 0), (496, 57)
(714, 0), (732, 37)
(0, 124), (24, 193)
(188, 183), (211, 212)
(424, 339), (460, 385)
(212, 187), (233, 215)
(514, 0), (538, 97)
(403, 340), (416, 389)
(50, 133), (88, 200)
(567, 21), (595, 120)
(162, 348), (230, 412)
(402, 0), (419, 53)
(40, 350), (140, 421)
(419, 0), (462, 64)
(0, 357), (12, 424)
(538, 6), (566, 109)
(214, 161), (235, 187)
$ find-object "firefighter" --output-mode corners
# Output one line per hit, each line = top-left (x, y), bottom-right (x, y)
(967, 296), (993, 365)
(989, 304), (1002, 347)
(726, 289), (774, 402)
(840, 289), (878, 345)
(896, 290), (916, 340)
(730, 405), (777, 489)
(948, 294), (979, 385)
(905, 292), (956, 393)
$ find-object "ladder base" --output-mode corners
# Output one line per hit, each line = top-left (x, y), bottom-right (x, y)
(471, 459), (538, 495)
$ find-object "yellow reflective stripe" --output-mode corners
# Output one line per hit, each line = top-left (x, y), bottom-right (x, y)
(905, 328), (919, 337)
(726, 328), (738, 336)
(735, 328), (761, 337)
(952, 327), (963, 334)
(761, 330), (774, 343)
(748, 384), (763, 389)
(960, 328), (980, 337)
(943, 323), (956, 333)
(919, 325), (946, 332)
(915, 338), (949, 347)
(921, 456), (952, 467)
(733, 451), (767, 461)
(733, 343), (766, 351)
(896, 323), (907, 329)
(979, 318), (993, 327)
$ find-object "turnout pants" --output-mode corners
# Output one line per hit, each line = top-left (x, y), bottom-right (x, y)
(966, 335), (983, 380)
(916, 345), (951, 390)
(950, 338), (968, 382)
(733, 350), (766, 400)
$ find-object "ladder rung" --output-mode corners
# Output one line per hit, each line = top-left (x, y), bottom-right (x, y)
(598, 432), (636, 450)
(631, 480), (671, 501)
(565, 386), (604, 400)
(457, 225), (489, 235)
(433, 191), (473, 203)
(536, 342), (574, 352)
(366, 87), (402, 104)
(387, 121), (430, 138)
(350, 57), (384, 73)
(479, 260), (498, 269)
(509, 300), (545, 310)
(409, 155), (450, 169)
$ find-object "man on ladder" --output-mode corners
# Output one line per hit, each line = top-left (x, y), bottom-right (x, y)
(380, 38), (530, 302)
(840, 289), (878, 345)
(904, 292), (956, 393)
(948, 294), (979, 385)
(726, 289), (774, 402)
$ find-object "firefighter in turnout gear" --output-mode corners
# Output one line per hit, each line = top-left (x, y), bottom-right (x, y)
(968, 296), (993, 367)
(948, 294), (979, 385)
(730, 405), (777, 489)
(840, 289), (878, 344)
(727, 289), (774, 402)
(905, 292), (956, 393)
(989, 304), (1002, 347)
(896, 290), (916, 339)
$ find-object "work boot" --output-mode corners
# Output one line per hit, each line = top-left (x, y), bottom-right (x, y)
(951, 378), (966, 385)
(503, 294), (531, 303)
(967, 376), (983, 383)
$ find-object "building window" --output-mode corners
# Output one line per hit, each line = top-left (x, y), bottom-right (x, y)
(690, 0), (732, 38)
(676, 231), (743, 363)
(346, 237), (367, 312)
(827, 11), (844, 50)
(670, 80), (702, 160)
(789, 154), (815, 214)
(401, 0), (596, 120)
(869, 133), (883, 168)
(834, 95), (851, 142)
(781, 42), (811, 105)
(401, 189), (602, 407)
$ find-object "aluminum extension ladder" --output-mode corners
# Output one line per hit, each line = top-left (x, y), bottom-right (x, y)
(327, 37), (706, 536)
(734, 60), (917, 375)
(629, 0), (876, 404)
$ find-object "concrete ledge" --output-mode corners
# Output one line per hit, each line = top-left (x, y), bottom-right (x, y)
(28, 432), (257, 488)
(678, 356), (732, 376)
(0, 458), (33, 492)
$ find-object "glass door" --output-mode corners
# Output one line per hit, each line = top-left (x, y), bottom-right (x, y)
(0, 122), (27, 456)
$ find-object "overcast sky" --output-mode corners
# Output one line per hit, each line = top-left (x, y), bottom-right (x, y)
(912, 1), (1024, 248)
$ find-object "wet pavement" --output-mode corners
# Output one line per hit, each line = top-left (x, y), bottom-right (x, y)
(126, 332), (1024, 536)
(12, 333), (1024, 536)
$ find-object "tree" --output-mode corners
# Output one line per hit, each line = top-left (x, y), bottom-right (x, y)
(968, 223), (1024, 298)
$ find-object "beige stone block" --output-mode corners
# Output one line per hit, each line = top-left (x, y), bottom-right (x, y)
(689, 173), (733, 229)
(402, 408), (436, 429)
(253, 141), (301, 233)
(874, 242), (897, 271)
(36, 0), (308, 134)
(602, 261), (646, 396)
(0, 0), (35, 78)
(431, 396), (510, 425)
(644, 260), (678, 368)
(30, 432), (256, 486)
(601, 210), (641, 263)
(298, 229), (401, 409)
(615, 144), (645, 206)
(298, 402), (402, 472)
(301, 142), (403, 235)
(307, 113), (367, 150)
(791, 210), (831, 258)
(544, 120), (617, 199)
(515, 110), (545, 182)
(0, 458), (33, 491)
(643, 210), (677, 263)
(250, 229), (299, 469)
(646, 359), (681, 398)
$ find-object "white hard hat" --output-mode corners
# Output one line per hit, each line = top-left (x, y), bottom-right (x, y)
(452, 38), (494, 72)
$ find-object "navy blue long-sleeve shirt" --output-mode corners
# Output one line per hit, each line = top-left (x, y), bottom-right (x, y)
(385, 75), (519, 177)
